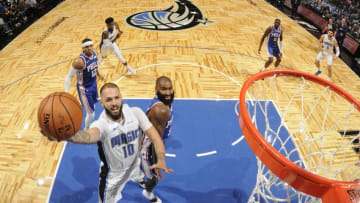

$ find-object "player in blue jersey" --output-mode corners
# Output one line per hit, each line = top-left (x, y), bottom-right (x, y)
(258, 19), (284, 71)
(140, 76), (174, 203)
(64, 38), (104, 130)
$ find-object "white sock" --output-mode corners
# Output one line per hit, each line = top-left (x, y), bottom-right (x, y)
(84, 111), (95, 130)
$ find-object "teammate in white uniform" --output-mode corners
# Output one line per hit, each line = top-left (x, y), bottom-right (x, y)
(43, 83), (173, 203)
(100, 17), (136, 74)
(314, 30), (340, 81)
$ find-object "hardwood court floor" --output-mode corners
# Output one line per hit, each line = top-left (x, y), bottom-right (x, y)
(0, 0), (359, 202)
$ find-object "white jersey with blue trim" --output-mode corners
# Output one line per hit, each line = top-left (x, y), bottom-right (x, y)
(90, 104), (152, 171)
(322, 34), (335, 55)
(104, 26), (117, 41)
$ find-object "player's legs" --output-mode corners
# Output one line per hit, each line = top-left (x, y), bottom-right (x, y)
(112, 43), (136, 74)
(261, 47), (274, 71)
(142, 179), (161, 203)
(98, 170), (129, 203)
(274, 57), (281, 67)
(129, 156), (146, 188)
(326, 54), (334, 80)
(140, 137), (158, 180)
(77, 85), (96, 130)
(273, 47), (281, 67)
(140, 136), (161, 202)
(262, 57), (273, 71)
(100, 45), (111, 65)
(314, 52), (324, 76)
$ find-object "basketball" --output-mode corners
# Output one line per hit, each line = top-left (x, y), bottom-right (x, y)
(38, 92), (83, 140)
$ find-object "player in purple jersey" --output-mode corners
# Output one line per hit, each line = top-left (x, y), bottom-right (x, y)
(64, 38), (104, 130)
(258, 19), (284, 71)
(140, 76), (174, 203)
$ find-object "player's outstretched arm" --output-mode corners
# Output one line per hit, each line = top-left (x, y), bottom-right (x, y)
(114, 22), (123, 34)
(258, 27), (271, 54)
(68, 127), (101, 144)
(64, 57), (84, 92)
(146, 126), (174, 179)
(102, 31), (109, 40)
(39, 127), (100, 144)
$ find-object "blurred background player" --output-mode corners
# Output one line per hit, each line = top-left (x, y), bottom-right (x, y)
(258, 19), (284, 71)
(314, 30), (340, 81)
(64, 38), (104, 130)
(140, 76), (174, 203)
(100, 17), (136, 74)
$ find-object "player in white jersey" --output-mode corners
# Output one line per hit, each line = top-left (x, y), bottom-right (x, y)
(100, 17), (136, 74)
(44, 83), (174, 203)
(314, 30), (340, 81)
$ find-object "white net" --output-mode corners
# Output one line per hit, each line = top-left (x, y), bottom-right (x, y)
(242, 72), (360, 203)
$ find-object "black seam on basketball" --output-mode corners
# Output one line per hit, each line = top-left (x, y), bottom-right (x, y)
(59, 95), (77, 137)
(59, 95), (83, 112)
(52, 93), (60, 139)
(39, 94), (51, 123)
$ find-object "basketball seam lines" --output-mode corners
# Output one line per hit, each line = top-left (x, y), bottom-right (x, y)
(52, 93), (60, 139)
(59, 95), (83, 112)
(59, 95), (77, 138)
(38, 94), (51, 128)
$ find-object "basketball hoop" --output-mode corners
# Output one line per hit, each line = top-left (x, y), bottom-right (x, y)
(238, 69), (360, 203)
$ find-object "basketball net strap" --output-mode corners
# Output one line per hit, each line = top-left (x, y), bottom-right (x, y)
(244, 73), (360, 202)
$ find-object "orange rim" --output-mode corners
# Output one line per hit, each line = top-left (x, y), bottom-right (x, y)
(238, 69), (360, 203)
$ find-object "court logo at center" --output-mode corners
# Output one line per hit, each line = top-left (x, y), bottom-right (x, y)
(125, 0), (211, 31)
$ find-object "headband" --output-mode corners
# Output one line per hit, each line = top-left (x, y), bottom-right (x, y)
(82, 41), (93, 48)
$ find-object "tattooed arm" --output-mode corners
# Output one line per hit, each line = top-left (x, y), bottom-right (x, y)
(69, 127), (101, 144)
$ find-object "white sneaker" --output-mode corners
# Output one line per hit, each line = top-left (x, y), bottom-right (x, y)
(142, 189), (162, 203)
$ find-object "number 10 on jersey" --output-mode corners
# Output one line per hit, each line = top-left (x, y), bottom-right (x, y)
(122, 144), (134, 158)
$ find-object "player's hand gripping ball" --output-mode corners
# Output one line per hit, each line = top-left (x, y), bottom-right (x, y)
(38, 92), (83, 140)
